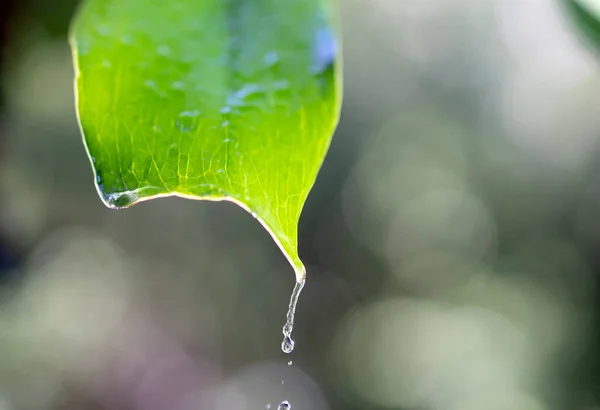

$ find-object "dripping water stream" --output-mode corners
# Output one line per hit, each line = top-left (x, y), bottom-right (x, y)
(275, 277), (305, 410)
(281, 279), (305, 354)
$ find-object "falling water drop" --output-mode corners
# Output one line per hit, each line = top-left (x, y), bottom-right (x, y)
(287, 360), (292, 366)
(281, 275), (305, 354)
(277, 401), (290, 410)
(281, 336), (294, 354)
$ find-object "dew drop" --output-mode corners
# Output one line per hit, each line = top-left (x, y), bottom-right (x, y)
(281, 278), (305, 354)
(227, 84), (263, 107)
(176, 110), (199, 132)
(272, 79), (290, 90)
(264, 50), (279, 66)
(312, 27), (337, 74)
(235, 84), (262, 99)
(277, 401), (290, 410)
(287, 361), (292, 366)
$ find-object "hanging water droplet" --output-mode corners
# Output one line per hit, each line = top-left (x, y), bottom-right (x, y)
(277, 401), (290, 410)
(103, 190), (139, 209)
(281, 278), (305, 354)
(281, 336), (294, 354)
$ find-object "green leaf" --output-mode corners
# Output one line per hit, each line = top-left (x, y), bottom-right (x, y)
(563, 0), (600, 52)
(70, 0), (342, 281)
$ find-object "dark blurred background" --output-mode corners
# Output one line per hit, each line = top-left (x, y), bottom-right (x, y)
(2, 0), (600, 409)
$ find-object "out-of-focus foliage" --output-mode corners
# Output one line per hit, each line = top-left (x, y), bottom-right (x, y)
(1, 0), (600, 409)
(564, 0), (600, 52)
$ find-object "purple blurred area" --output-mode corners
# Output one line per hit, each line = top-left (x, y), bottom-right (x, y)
(2, 1), (600, 409)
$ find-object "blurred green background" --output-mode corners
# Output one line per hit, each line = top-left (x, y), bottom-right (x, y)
(1, 0), (600, 409)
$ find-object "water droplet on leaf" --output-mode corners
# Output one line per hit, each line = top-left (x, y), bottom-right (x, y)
(312, 27), (337, 74)
(227, 84), (263, 107)
(176, 110), (199, 132)
(272, 79), (290, 90)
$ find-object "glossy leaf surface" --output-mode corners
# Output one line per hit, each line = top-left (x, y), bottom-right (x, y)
(71, 0), (342, 280)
